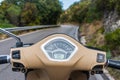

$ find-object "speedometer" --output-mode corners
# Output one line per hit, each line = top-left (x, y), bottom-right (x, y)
(41, 37), (78, 61)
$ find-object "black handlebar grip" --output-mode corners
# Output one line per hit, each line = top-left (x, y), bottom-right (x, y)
(0, 55), (10, 64)
(107, 59), (120, 70)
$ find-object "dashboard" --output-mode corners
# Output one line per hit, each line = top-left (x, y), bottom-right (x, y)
(41, 37), (78, 61)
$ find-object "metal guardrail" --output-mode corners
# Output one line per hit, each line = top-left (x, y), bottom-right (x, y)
(4, 25), (60, 32)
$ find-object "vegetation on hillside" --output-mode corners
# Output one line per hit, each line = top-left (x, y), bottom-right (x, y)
(105, 29), (120, 56)
(59, 0), (120, 23)
(59, 0), (120, 55)
(0, 0), (62, 27)
(59, 0), (102, 23)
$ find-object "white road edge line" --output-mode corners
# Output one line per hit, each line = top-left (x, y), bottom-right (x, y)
(75, 26), (79, 41)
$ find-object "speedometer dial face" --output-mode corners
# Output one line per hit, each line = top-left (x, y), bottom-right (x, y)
(41, 37), (78, 61)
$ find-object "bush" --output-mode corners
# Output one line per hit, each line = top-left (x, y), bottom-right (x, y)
(0, 23), (14, 28)
(105, 29), (120, 56)
(59, 1), (90, 23)
(59, 0), (103, 24)
(85, 6), (102, 23)
(105, 29), (120, 49)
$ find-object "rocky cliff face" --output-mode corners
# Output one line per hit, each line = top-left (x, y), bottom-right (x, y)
(103, 10), (120, 33)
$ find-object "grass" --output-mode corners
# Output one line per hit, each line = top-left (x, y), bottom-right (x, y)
(0, 23), (14, 28)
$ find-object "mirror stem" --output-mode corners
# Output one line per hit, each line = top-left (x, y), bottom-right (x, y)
(0, 28), (23, 47)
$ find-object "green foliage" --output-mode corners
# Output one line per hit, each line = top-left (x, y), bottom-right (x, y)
(0, 8), (5, 22)
(116, 1), (120, 15)
(105, 29), (120, 54)
(37, 0), (62, 24)
(59, 0), (103, 24)
(59, 0), (120, 24)
(0, 23), (14, 28)
(85, 5), (102, 23)
(6, 4), (21, 26)
(0, 0), (62, 27)
(72, 1), (90, 23)
(95, 0), (120, 14)
(0, 5), (14, 28)
(20, 2), (40, 26)
(59, 1), (90, 23)
(58, 12), (68, 23)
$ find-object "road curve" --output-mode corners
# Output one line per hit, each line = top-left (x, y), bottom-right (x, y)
(0, 25), (98, 80)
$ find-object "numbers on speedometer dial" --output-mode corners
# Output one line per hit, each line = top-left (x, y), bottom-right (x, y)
(41, 37), (78, 61)
(45, 41), (74, 51)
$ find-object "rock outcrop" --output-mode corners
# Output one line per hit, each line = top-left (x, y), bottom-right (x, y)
(103, 10), (120, 33)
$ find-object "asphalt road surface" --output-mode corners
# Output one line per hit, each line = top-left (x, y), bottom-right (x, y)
(0, 25), (101, 80)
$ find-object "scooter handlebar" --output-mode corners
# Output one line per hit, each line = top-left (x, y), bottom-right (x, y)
(0, 55), (10, 64)
(107, 59), (120, 70)
(1, 55), (120, 70)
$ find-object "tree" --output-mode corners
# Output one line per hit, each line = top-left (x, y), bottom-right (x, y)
(0, 0), (62, 26)
(20, 2), (40, 26)
(6, 4), (21, 26)
(36, 0), (62, 24)
(0, 2), (14, 28)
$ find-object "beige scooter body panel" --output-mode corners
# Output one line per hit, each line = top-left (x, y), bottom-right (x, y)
(10, 34), (106, 80)
(26, 70), (88, 80)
